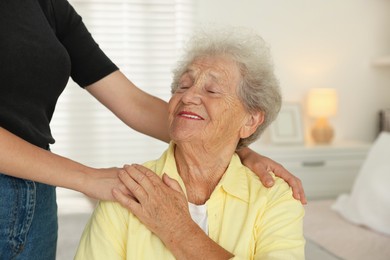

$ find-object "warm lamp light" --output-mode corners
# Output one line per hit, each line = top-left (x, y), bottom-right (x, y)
(307, 88), (338, 144)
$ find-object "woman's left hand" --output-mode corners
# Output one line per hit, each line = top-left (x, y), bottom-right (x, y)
(237, 147), (307, 205)
(112, 164), (193, 242)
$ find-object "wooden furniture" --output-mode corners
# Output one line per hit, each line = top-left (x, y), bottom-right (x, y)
(252, 141), (371, 200)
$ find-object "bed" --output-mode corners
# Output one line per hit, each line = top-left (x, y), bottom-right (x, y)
(304, 199), (390, 260)
(304, 132), (390, 260)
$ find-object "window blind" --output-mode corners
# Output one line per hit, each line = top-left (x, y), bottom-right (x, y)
(50, 0), (194, 169)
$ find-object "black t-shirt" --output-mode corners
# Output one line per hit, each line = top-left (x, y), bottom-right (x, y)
(0, 0), (118, 148)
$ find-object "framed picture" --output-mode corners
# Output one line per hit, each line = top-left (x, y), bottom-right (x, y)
(270, 103), (304, 144)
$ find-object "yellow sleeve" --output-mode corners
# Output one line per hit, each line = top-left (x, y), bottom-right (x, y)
(254, 178), (305, 260)
(74, 201), (129, 260)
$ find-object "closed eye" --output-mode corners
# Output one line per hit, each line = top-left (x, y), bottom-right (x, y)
(205, 86), (221, 95)
(178, 85), (190, 90)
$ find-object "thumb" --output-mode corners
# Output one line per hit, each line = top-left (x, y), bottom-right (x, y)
(162, 173), (184, 194)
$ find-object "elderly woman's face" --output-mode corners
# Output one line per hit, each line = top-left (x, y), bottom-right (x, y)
(168, 55), (252, 148)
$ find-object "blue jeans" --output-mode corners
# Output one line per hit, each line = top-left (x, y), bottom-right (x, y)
(0, 173), (58, 260)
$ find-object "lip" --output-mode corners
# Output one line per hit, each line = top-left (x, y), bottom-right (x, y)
(177, 111), (204, 120)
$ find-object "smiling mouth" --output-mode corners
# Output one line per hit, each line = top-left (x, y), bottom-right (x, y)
(178, 111), (204, 120)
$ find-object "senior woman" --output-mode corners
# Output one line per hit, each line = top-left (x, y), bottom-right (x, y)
(75, 27), (305, 259)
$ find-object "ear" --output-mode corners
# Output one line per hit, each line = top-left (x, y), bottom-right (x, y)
(239, 111), (264, 139)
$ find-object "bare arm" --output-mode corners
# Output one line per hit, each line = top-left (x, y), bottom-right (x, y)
(86, 70), (170, 143)
(0, 71), (165, 200)
(1, 70), (167, 200)
(0, 127), (126, 201)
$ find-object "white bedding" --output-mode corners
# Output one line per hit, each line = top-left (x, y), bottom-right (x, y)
(332, 132), (390, 235)
(304, 199), (390, 260)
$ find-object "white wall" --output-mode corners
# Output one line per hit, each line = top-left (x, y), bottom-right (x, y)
(195, 0), (390, 143)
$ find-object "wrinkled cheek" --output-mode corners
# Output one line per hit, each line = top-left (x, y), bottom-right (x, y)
(205, 122), (228, 141)
(199, 128), (210, 140)
(210, 114), (244, 142)
(215, 121), (226, 132)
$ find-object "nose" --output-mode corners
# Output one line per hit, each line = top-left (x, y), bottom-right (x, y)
(181, 85), (202, 105)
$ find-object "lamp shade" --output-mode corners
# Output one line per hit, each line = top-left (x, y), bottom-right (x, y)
(307, 88), (338, 118)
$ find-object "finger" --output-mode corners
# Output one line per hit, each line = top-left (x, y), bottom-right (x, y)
(117, 181), (135, 198)
(300, 191), (307, 205)
(244, 155), (275, 188)
(257, 170), (275, 188)
(295, 179), (307, 205)
(271, 165), (307, 205)
(290, 180), (301, 201)
(287, 177), (307, 205)
(132, 164), (162, 185)
(118, 169), (148, 203)
(112, 188), (142, 214)
(162, 173), (184, 194)
(124, 164), (156, 192)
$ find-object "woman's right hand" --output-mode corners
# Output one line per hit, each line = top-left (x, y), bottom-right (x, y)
(82, 167), (131, 201)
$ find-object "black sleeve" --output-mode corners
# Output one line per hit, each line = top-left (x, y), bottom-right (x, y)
(51, 0), (118, 87)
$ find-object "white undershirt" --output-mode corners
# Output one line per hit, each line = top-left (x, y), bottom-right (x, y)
(188, 202), (208, 235)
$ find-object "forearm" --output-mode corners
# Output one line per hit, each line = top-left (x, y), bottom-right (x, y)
(86, 70), (170, 143)
(162, 221), (233, 260)
(0, 127), (108, 196)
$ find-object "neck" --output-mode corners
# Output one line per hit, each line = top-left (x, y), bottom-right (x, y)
(174, 141), (236, 204)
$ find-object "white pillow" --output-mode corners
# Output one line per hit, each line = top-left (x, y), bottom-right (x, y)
(332, 132), (390, 235)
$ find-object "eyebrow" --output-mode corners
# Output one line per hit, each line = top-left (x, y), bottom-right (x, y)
(185, 67), (221, 84)
(209, 72), (221, 84)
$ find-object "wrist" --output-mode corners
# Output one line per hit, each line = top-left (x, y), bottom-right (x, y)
(69, 166), (96, 195)
(161, 219), (199, 251)
(236, 146), (251, 158)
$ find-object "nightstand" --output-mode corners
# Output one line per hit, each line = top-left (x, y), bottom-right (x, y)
(251, 141), (371, 200)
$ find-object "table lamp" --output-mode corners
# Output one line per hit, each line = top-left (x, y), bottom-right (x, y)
(307, 88), (338, 144)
